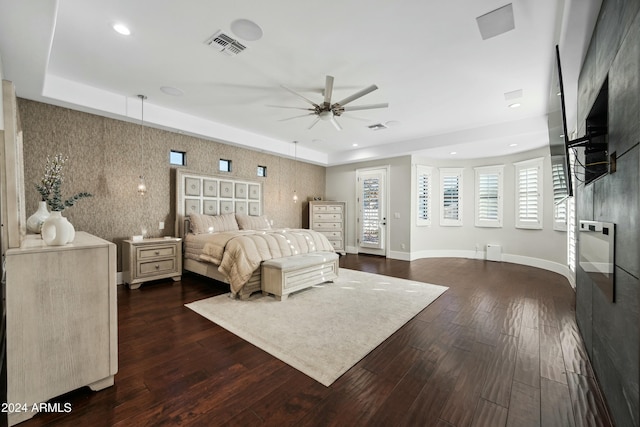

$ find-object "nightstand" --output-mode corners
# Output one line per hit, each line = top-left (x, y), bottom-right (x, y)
(122, 237), (182, 289)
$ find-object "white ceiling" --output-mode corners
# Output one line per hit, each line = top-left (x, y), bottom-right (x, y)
(0, 0), (601, 165)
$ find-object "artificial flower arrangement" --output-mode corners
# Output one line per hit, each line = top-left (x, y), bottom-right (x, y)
(35, 154), (92, 211)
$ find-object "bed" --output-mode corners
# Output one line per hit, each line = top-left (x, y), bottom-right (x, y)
(175, 169), (335, 299)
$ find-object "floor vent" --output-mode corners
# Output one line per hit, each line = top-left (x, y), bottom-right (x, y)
(204, 31), (247, 56)
(486, 244), (502, 262)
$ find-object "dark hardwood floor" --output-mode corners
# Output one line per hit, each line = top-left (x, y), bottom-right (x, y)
(20, 255), (613, 426)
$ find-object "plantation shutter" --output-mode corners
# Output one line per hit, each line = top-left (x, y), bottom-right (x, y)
(416, 166), (431, 226)
(475, 166), (503, 227)
(519, 167), (538, 220)
(478, 173), (499, 221)
(443, 175), (459, 220)
(515, 158), (543, 229)
(568, 150), (577, 271)
(361, 176), (381, 247)
(552, 163), (567, 224)
(440, 168), (463, 226)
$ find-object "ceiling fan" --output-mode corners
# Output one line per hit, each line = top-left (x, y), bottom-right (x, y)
(273, 75), (388, 130)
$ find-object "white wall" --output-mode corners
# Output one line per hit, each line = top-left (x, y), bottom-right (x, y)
(1, 51), (4, 129)
(326, 147), (571, 280)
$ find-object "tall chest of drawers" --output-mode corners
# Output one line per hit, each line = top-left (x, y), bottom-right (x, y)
(309, 201), (346, 254)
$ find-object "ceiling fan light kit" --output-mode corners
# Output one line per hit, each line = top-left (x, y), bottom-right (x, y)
(276, 75), (388, 130)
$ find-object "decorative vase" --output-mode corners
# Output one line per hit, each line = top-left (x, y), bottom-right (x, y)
(26, 201), (50, 234)
(41, 211), (74, 246)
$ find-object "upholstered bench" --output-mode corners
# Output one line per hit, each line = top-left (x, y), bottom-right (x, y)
(261, 251), (339, 301)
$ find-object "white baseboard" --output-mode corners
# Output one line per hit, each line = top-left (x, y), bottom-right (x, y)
(388, 250), (411, 261)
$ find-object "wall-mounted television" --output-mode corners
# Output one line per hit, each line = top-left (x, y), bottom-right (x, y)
(555, 45), (609, 195)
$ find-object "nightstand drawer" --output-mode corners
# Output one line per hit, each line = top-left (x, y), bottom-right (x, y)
(138, 258), (177, 276)
(137, 245), (176, 260)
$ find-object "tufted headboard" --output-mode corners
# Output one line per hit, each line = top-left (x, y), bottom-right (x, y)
(175, 169), (263, 238)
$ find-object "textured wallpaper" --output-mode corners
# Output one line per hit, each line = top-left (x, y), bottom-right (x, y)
(18, 99), (326, 269)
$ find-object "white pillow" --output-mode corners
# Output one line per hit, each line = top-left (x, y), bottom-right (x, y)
(189, 213), (239, 234)
(235, 214), (271, 230)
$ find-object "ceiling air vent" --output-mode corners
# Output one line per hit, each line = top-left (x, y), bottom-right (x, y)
(204, 31), (247, 56)
(368, 123), (388, 131)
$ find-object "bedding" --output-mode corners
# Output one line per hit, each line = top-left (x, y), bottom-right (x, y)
(185, 228), (335, 295)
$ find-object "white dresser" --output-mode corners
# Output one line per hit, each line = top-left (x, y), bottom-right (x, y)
(309, 201), (346, 254)
(5, 232), (118, 426)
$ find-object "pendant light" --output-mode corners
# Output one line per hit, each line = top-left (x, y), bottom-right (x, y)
(292, 141), (298, 203)
(137, 94), (148, 196)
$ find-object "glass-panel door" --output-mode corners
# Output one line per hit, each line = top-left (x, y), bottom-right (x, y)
(356, 167), (387, 256)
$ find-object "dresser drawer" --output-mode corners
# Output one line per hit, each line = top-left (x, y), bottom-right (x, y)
(137, 244), (176, 260)
(138, 258), (178, 276)
(313, 212), (343, 221)
(329, 240), (344, 250)
(313, 222), (341, 230)
(313, 205), (343, 213)
(320, 230), (343, 240)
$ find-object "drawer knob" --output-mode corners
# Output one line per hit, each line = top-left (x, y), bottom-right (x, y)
(155, 264), (160, 269)
(155, 250), (160, 255)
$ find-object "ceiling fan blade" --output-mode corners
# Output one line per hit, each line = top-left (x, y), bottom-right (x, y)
(281, 85), (319, 107)
(308, 117), (321, 129)
(342, 102), (389, 112)
(266, 104), (315, 111)
(324, 75), (334, 105)
(278, 113), (316, 122)
(330, 117), (342, 131)
(335, 84), (378, 107)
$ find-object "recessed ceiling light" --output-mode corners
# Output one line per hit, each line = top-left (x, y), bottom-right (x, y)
(230, 19), (263, 41)
(352, 143), (359, 147)
(509, 103), (521, 108)
(160, 86), (184, 96)
(112, 23), (131, 36)
(450, 151), (457, 155)
(509, 143), (518, 147)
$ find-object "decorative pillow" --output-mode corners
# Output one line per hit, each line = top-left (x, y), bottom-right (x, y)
(189, 213), (239, 234)
(235, 213), (271, 230)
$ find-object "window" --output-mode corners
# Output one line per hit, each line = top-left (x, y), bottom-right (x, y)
(552, 162), (567, 231)
(475, 165), (504, 227)
(515, 158), (543, 229)
(416, 165), (432, 226)
(568, 149), (577, 273)
(169, 150), (186, 166)
(219, 159), (232, 172)
(257, 165), (267, 177)
(440, 168), (463, 226)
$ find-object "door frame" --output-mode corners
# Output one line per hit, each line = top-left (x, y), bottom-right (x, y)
(355, 165), (390, 257)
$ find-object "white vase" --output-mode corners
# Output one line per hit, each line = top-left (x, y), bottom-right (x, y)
(41, 211), (74, 246)
(26, 201), (50, 234)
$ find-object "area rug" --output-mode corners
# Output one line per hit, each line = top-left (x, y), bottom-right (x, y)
(185, 268), (448, 386)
